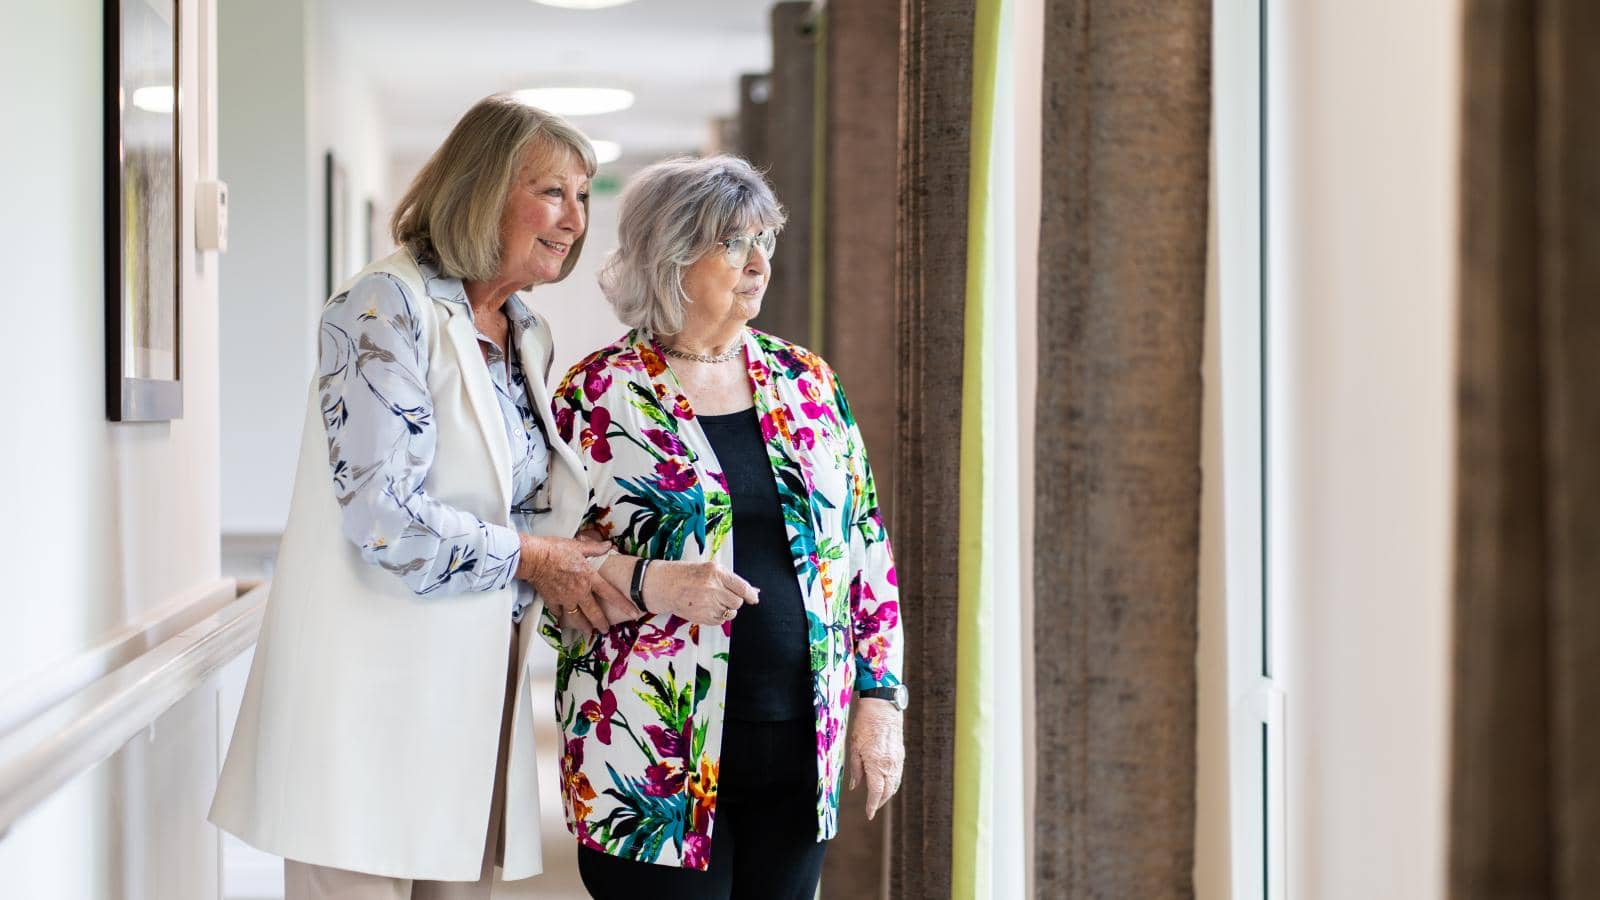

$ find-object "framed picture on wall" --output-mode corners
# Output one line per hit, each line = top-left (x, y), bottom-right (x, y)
(364, 197), (376, 264)
(324, 151), (350, 298)
(105, 0), (182, 422)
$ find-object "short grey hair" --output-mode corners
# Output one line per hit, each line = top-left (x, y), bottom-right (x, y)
(599, 155), (787, 335)
(391, 94), (597, 283)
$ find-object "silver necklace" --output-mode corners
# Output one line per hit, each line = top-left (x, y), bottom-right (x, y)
(661, 343), (743, 364)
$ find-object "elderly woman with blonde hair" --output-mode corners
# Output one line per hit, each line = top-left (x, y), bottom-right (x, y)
(209, 97), (758, 899)
(543, 155), (907, 899)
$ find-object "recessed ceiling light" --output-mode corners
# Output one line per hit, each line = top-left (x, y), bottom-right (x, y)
(532, 0), (638, 8)
(131, 85), (175, 114)
(513, 87), (634, 117)
(590, 140), (622, 165)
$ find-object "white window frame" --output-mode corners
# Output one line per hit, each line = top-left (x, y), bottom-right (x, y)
(1215, 2), (1287, 897)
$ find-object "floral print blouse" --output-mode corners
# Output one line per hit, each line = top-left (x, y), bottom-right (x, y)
(540, 327), (903, 870)
(318, 260), (550, 620)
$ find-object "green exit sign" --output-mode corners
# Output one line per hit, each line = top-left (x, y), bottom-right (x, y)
(592, 174), (622, 195)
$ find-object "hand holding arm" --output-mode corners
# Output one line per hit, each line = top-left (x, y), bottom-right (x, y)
(517, 535), (623, 632)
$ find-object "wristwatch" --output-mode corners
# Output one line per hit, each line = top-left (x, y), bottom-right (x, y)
(859, 684), (909, 712)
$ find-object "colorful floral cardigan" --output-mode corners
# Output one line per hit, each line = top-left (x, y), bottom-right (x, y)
(540, 327), (903, 869)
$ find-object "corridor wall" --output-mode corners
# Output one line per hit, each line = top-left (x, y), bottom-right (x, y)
(0, 0), (226, 896)
(216, 0), (320, 543)
(218, 0), (394, 547)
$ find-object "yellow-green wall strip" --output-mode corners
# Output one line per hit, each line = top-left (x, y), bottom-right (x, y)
(951, 0), (1004, 895)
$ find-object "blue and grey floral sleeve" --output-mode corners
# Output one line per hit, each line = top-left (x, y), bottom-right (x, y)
(317, 273), (521, 596)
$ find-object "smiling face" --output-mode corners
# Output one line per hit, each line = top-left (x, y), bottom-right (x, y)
(678, 226), (772, 336)
(496, 147), (590, 288)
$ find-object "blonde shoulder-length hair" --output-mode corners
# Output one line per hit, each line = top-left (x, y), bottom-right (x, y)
(391, 94), (597, 283)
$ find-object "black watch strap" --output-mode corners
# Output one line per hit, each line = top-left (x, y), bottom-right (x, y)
(859, 684), (909, 711)
(629, 558), (651, 613)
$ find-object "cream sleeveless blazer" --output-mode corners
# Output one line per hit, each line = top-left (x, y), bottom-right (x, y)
(210, 249), (587, 880)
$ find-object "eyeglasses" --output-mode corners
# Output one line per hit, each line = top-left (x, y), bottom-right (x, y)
(719, 230), (777, 268)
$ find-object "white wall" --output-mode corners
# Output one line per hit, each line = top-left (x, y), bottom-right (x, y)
(216, 0), (395, 541)
(216, 0), (319, 537)
(0, 0), (225, 895)
(1272, 1), (1460, 897)
(308, 0), (394, 278)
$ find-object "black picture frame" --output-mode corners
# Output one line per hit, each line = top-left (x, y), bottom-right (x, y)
(364, 197), (376, 264)
(105, 0), (183, 422)
(324, 150), (350, 298)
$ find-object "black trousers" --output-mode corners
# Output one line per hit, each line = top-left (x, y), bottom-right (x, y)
(577, 718), (827, 900)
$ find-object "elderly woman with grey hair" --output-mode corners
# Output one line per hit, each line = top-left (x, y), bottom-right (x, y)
(210, 97), (757, 899)
(542, 155), (907, 898)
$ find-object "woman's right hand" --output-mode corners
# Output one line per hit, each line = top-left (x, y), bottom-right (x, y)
(517, 534), (623, 632)
(641, 560), (761, 626)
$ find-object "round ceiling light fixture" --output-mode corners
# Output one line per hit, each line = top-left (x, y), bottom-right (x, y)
(512, 87), (634, 117)
(590, 140), (622, 165)
(531, 0), (638, 10)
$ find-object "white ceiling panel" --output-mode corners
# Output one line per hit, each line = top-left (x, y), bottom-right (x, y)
(327, 0), (775, 166)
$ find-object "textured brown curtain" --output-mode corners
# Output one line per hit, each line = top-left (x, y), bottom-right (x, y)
(1449, 1), (1600, 895)
(887, 0), (974, 897)
(1031, 1), (1211, 896)
(819, 3), (902, 898)
(749, 2), (818, 345)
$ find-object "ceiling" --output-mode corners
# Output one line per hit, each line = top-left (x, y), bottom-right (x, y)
(326, 0), (776, 171)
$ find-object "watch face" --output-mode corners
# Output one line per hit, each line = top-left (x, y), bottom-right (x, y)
(893, 685), (909, 709)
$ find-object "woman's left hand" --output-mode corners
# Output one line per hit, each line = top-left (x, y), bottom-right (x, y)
(849, 698), (905, 820)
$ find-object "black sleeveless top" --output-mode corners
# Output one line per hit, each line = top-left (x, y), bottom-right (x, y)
(698, 407), (815, 721)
